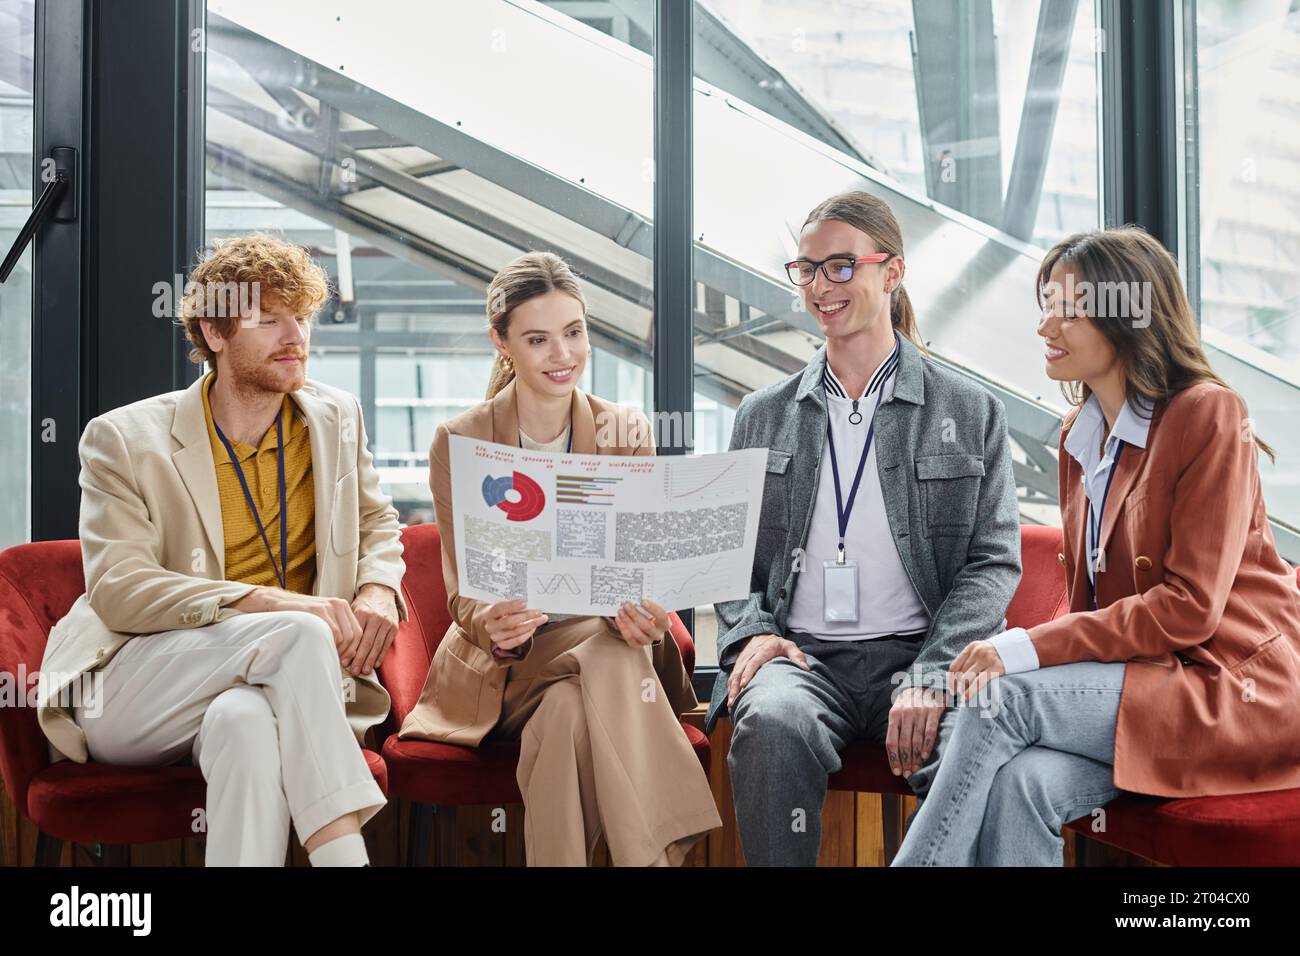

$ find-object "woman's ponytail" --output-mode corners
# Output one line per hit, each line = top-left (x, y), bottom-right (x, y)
(483, 251), (587, 400)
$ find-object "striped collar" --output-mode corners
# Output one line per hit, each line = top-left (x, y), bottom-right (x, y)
(822, 336), (901, 401)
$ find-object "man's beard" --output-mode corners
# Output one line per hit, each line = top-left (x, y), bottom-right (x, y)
(225, 343), (307, 395)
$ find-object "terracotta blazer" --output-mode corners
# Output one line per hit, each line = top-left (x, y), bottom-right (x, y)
(1029, 382), (1300, 797)
(399, 379), (697, 746)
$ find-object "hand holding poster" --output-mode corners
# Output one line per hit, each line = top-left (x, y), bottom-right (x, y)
(449, 435), (767, 614)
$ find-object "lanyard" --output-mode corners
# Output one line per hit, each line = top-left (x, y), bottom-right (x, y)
(213, 413), (288, 590)
(1087, 440), (1125, 609)
(824, 382), (887, 563)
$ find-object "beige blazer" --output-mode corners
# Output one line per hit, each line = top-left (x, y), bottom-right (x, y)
(398, 379), (697, 746)
(37, 375), (408, 763)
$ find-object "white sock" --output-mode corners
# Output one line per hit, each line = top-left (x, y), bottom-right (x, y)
(308, 833), (369, 867)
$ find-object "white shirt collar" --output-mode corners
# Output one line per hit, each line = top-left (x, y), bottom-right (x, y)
(823, 336), (900, 402)
(1063, 392), (1154, 468)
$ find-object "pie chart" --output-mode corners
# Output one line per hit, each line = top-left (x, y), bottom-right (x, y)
(481, 471), (546, 522)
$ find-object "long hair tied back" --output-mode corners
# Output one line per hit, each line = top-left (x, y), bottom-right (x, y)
(802, 190), (924, 352)
(483, 251), (588, 400)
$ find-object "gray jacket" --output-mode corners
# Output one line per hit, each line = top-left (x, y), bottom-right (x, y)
(706, 332), (1021, 734)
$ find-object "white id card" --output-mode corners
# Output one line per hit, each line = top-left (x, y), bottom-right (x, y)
(823, 559), (860, 623)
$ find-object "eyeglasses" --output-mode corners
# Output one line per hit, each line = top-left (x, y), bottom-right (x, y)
(784, 253), (892, 287)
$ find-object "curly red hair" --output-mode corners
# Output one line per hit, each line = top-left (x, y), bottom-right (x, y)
(179, 233), (332, 366)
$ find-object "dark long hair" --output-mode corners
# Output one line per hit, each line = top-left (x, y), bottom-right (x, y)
(1037, 225), (1273, 460)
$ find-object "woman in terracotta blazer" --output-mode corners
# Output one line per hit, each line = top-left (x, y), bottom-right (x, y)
(398, 252), (721, 866)
(894, 226), (1300, 866)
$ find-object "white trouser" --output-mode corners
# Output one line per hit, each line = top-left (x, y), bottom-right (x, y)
(72, 610), (386, 866)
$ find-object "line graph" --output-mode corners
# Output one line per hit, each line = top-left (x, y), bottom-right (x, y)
(658, 554), (727, 596)
(534, 573), (582, 595)
(650, 553), (734, 604)
(665, 457), (748, 501)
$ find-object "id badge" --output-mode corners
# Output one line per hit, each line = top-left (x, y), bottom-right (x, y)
(823, 558), (860, 623)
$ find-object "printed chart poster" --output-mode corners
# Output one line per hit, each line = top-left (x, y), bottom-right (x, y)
(448, 435), (768, 614)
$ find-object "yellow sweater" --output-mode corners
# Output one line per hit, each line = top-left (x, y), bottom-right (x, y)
(202, 371), (317, 593)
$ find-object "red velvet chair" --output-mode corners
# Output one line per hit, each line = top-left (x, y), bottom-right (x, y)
(827, 524), (1071, 862)
(1063, 563), (1300, 866)
(826, 523), (1300, 867)
(379, 522), (711, 865)
(0, 539), (388, 866)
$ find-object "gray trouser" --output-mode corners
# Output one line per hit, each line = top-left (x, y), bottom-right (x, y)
(727, 631), (943, 866)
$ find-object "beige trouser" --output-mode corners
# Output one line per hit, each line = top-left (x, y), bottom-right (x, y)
(72, 611), (386, 866)
(491, 618), (722, 866)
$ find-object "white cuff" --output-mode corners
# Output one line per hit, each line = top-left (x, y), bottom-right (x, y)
(987, 627), (1040, 675)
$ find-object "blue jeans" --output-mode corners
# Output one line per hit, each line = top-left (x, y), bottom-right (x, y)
(891, 661), (1125, 866)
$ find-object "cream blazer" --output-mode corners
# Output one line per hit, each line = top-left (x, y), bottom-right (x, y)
(37, 374), (408, 763)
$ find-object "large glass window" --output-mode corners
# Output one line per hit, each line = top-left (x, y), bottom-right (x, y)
(703, 0), (1100, 247)
(204, 0), (655, 524)
(1193, 0), (1300, 543)
(0, 0), (33, 548)
(685, 0), (1103, 663)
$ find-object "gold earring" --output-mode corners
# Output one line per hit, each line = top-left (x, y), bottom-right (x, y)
(499, 353), (513, 372)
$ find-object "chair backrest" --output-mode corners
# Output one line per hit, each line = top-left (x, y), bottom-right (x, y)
(0, 539), (86, 813)
(382, 523), (452, 729)
(1005, 524), (1069, 630)
(380, 522), (695, 726)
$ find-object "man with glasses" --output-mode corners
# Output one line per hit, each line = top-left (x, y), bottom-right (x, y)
(707, 191), (1021, 866)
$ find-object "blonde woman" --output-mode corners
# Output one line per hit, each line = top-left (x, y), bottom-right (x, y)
(399, 251), (721, 866)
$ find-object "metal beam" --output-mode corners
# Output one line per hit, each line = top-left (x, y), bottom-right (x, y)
(911, 0), (1004, 224)
(207, 141), (658, 366)
(337, 127), (408, 150)
(29, 0), (84, 540)
(177, 0), (206, 389)
(208, 88), (651, 309)
(653, 0), (692, 451)
(1001, 0), (1079, 240)
(206, 15), (824, 344)
(1098, 0), (1180, 252)
(547, 0), (875, 165)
